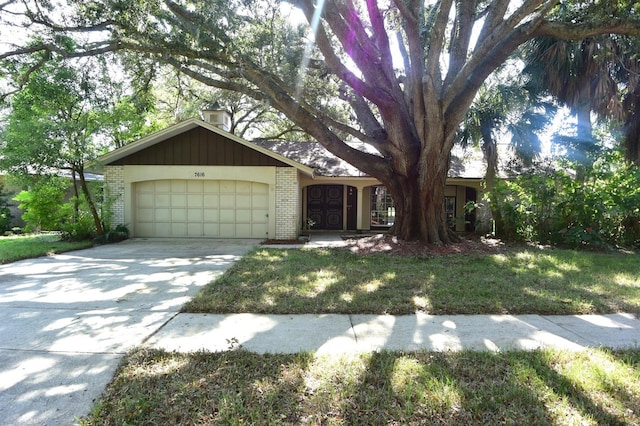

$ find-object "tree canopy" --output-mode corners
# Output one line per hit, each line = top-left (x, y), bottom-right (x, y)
(0, 55), (162, 236)
(0, 58), (112, 234)
(522, 33), (640, 165)
(2, 0), (640, 243)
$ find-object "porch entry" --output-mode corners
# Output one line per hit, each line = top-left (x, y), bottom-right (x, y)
(306, 185), (357, 230)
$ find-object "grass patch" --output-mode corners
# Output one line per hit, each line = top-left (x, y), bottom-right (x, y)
(0, 233), (93, 263)
(80, 347), (640, 425)
(183, 247), (640, 315)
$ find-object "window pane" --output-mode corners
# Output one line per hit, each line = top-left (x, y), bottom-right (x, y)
(444, 196), (456, 230)
(370, 186), (395, 227)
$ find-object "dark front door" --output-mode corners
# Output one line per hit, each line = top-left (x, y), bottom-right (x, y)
(307, 185), (343, 230)
(346, 186), (357, 230)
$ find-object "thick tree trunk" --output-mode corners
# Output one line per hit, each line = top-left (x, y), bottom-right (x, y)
(386, 164), (452, 244)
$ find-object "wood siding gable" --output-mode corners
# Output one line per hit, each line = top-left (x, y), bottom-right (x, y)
(111, 127), (289, 167)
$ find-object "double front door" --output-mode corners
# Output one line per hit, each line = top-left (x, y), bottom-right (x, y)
(307, 185), (357, 230)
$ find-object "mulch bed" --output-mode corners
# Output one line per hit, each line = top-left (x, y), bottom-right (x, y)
(261, 239), (307, 245)
(339, 234), (510, 256)
(261, 233), (514, 256)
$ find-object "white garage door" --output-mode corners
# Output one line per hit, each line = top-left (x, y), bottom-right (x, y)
(134, 180), (269, 238)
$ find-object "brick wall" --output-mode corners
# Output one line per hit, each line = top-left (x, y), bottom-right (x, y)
(275, 167), (299, 240)
(104, 165), (125, 228)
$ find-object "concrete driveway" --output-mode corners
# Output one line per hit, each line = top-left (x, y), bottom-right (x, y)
(0, 238), (258, 426)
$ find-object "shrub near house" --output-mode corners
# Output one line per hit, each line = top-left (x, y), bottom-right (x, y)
(11, 176), (108, 241)
(491, 153), (640, 249)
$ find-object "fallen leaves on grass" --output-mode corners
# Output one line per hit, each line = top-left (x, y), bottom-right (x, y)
(342, 234), (508, 257)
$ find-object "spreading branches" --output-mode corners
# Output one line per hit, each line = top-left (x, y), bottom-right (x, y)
(444, 0), (476, 87)
(4, 0), (640, 242)
(424, 0), (452, 94)
(535, 19), (640, 39)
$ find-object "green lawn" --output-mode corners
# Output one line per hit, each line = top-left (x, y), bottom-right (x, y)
(80, 245), (640, 425)
(81, 347), (640, 425)
(183, 247), (640, 315)
(0, 233), (93, 263)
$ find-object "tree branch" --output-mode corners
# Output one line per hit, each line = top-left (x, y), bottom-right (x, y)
(443, 0), (549, 111)
(392, 0), (426, 135)
(295, 0), (377, 102)
(444, 0), (476, 88)
(443, 20), (543, 141)
(365, 0), (398, 92)
(476, 0), (510, 42)
(425, 0), (453, 95)
(534, 19), (640, 39)
(240, 64), (390, 178)
(163, 57), (266, 101)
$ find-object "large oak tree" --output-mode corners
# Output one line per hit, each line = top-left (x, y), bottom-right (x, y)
(2, 0), (640, 243)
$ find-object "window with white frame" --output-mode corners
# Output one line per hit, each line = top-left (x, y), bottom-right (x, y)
(370, 186), (395, 227)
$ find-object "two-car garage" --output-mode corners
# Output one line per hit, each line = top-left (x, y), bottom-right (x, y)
(99, 119), (313, 240)
(134, 179), (269, 238)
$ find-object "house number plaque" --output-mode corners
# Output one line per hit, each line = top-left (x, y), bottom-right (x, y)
(194, 172), (206, 178)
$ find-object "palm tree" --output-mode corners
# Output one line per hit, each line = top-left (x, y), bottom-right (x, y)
(457, 76), (555, 237)
(457, 83), (504, 192)
(616, 37), (640, 166)
(457, 78), (554, 192)
(623, 90), (640, 165)
(524, 38), (602, 146)
(523, 35), (640, 166)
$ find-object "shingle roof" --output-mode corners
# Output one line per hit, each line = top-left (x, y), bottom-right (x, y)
(254, 140), (485, 179)
(253, 141), (372, 177)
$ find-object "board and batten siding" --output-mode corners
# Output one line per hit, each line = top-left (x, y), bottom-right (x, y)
(109, 127), (289, 167)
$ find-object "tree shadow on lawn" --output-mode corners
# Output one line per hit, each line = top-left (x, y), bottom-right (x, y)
(183, 247), (640, 315)
(484, 249), (640, 314)
(81, 348), (640, 425)
(82, 349), (313, 425)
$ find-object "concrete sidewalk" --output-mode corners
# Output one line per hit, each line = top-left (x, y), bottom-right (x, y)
(146, 312), (640, 354)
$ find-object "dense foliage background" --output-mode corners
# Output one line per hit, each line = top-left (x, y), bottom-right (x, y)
(491, 150), (640, 248)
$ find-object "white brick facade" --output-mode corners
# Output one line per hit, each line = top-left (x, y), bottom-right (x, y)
(104, 165), (125, 227)
(275, 167), (299, 240)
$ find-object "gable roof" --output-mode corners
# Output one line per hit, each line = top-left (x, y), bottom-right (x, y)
(97, 118), (314, 176)
(96, 117), (485, 180)
(253, 140), (375, 177)
(255, 140), (485, 179)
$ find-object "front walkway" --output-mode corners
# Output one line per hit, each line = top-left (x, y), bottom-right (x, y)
(263, 232), (367, 249)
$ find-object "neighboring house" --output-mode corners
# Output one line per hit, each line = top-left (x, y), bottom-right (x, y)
(97, 108), (486, 240)
(0, 171), (103, 230)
